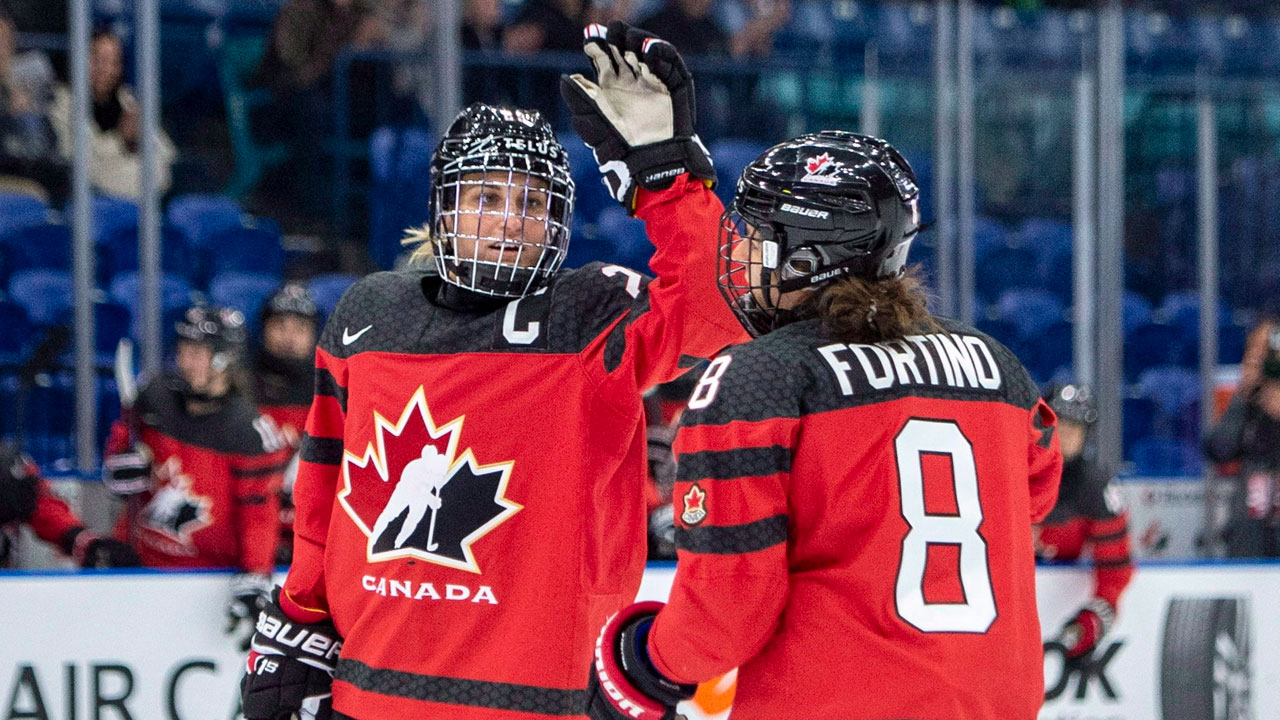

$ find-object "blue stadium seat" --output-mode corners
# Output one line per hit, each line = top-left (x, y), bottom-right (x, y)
(91, 195), (138, 243)
(166, 193), (245, 247)
(973, 216), (1008, 266)
(1137, 365), (1200, 417)
(710, 139), (769, 207)
(772, 0), (837, 58)
(308, 273), (360, 319)
(1124, 291), (1154, 334)
(976, 245), (1037, 301)
(1129, 435), (1201, 476)
(1017, 217), (1072, 265)
(0, 223), (73, 271)
(56, 301), (132, 366)
(368, 126), (435, 270)
(560, 131), (611, 228)
(209, 272), (280, 337)
(1124, 323), (1186, 381)
(1025, 321), (1073, 383)
(205, 223), (286, 278)
(0, 193), (50, 237)
(100, 224), (200, 283)
(0, 300), (32, 363)
(995, 288), (1064, 339)
(108, 272), (195, 339)
(1123, 396), (1157, 455)
(8, 269), (74, 326)
(595, 206), (652, 274)
(1218, 323), (1247, 363)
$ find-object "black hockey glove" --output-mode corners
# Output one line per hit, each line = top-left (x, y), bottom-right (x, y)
(227, 572), (275, 651)
(1058, 597), (1116, 659)
(561, 21), (715, 213)
(0, 445), (39, 525)
(242, 589), (341, 720)
(102, 445), (153, 497)
(60, 527), (142, 568)
(586, 601), (695, 720)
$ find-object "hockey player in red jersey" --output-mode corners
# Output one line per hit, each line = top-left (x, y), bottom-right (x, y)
(0, 442), (140, 568)
(587, 131), (1063, 720)
(102, 305), (291, 646)
(253, 282), (321, 564)
(1036, 383), (1133, 660)
(240, 21), (745, 720)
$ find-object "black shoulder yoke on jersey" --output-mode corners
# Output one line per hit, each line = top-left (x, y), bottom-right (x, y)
(317, 264), (653, 359)
(1043, 455), (1120, 523)
(680, 315), (1041, 428)
(136, 374), (274, 455)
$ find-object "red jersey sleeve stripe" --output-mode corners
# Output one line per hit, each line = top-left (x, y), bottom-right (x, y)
(308, 395), (346, 438)
(676, 514), (788, 555)
(1089, 528), (1129, 544)
(676, 445), (791, 482)
(300, 433), (345, 466)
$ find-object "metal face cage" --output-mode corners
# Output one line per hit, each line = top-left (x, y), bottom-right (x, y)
(432, 142), (575, 298)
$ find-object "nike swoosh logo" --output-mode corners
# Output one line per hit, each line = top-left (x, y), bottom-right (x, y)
(342, 325), (373, 345)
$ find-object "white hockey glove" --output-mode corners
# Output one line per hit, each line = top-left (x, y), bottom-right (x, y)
(561, 21), (715, 213)
(102, 445), (153, 497)
(227, 572), (275, 651)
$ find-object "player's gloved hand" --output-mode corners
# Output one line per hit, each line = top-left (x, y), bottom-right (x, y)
(102, 445), (153, 497)
(586, 601), (695, 720)
(227, 572), (275, 651)
(1058, 598), (1116, 658)
(561, 21), (715, 212)
(242, 589), (341, 720)
(0, 446), (39, 525)
(61, 527), (142, 568)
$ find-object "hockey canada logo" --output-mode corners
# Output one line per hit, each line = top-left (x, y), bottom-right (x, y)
(802, 152), (842, 186)
(141, 457), (212, 545)
(339, 387), (521, 573)
(681, 484), (707, 526)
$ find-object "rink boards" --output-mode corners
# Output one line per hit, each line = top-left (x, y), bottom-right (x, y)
(1, 562), (1277, 720)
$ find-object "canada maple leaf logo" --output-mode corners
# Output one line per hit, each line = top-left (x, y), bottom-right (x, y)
(141, 457), (212, 544)
(338, 386), (521, 573)
(806, 153), (834, 175)
(680, 484), (707, 526)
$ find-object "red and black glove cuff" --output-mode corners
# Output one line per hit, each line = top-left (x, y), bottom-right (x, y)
(589, 601), (695, 720)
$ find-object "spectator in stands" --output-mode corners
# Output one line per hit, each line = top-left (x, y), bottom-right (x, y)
(256, 0), (388, 218)
(0, 12), (67, 202)
(639, 0), (789, 59)
(0, 441), (140, 569)
(462, 0), (517, 105)
(49, 28), (176, 200)
(1204, 326), (1280, 557)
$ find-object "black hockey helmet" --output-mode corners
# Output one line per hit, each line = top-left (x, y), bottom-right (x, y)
(260, 282), (319, 324)
(717, 130), (923, 336)
(175, 304), (247, 371)
(429, 103), (575, 298)
(1046, 383), (1097, 425)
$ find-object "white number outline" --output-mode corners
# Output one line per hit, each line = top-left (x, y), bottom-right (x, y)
(893, 418), (997, 634)
(687, 356), (733, 410)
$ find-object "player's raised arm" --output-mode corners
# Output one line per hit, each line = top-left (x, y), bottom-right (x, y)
(562, 22), (745, 393)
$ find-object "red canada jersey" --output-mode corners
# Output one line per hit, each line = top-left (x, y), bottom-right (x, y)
(27, 479), (86, 549)
(256, 357), (313, 564)
(109, 376), (291, 573)
(281, 178), (746, 720)
(1035, 456), (1133, 608)
(648, 317), (1062, 720)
